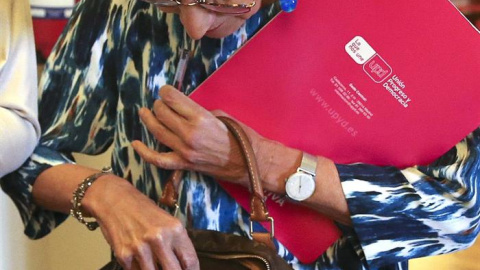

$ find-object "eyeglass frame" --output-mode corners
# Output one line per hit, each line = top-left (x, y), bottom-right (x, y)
(141, 0), (257, 14)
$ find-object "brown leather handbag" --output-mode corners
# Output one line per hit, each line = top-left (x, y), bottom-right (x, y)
(101, 116), (293, 270)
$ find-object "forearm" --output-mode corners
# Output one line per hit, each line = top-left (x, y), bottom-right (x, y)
(33, 163), (102, 214)
(32, 163), (135, 218)
(32, 163), (199, 269)
(256, 139), (351, 225)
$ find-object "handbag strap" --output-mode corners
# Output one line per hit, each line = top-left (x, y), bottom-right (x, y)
(158, 116), (275, 249)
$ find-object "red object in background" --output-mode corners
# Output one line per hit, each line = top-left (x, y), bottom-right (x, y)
(30, 0), (77, 62)
(32, 19), (68, 61)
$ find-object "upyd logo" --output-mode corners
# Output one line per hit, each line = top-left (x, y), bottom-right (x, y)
(345, 36), (392, 83)
(364, 55), (392, 83)
(345, 36), (411, 108)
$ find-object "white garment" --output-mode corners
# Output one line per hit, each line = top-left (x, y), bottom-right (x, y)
(0, 0), (40, 177)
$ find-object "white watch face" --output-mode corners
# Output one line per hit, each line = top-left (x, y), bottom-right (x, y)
(285, 172), (315, 201)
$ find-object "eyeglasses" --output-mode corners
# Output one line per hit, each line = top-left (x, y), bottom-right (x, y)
(141, 0), (256, 14)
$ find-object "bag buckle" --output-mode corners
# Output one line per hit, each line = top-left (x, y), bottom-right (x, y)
(250, 216), (275, 239)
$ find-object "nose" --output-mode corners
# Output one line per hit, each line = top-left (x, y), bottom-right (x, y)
(178, 5), (215, 40)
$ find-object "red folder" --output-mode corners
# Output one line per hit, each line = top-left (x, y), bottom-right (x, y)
(190, 0), (480, 263)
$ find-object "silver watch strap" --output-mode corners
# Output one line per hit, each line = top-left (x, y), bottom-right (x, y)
(298, 152), (317, 176)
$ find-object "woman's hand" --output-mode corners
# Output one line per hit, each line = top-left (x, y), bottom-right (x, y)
(130, 85), (350, 224)
(133, 85), (304, 194)
(132, 85), (261, 187)
(82, 173), (199, 270)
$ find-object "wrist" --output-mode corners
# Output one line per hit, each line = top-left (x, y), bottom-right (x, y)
(253, 138), (302, 194)
(80, 172), (132, 220)
(285, 152), (318, 201)
(70, 167), (114, 230)
(302, 156), (351, 224)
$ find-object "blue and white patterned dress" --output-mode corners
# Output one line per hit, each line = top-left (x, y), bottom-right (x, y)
(1, 0), (479, 269)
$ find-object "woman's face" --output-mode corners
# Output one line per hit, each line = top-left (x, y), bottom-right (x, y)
(150, 0), (275, 39)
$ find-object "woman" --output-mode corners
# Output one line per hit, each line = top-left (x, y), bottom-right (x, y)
(0, 0), (41, 178)
(2, 0), (479, 269)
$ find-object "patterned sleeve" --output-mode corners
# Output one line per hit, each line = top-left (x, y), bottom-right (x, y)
(0, 0), (119, 239)
(337, 127), (480, 268)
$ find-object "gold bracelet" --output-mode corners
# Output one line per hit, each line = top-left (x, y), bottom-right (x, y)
(70, 166), (113, 231)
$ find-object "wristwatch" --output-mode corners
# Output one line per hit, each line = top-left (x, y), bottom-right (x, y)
(285, 152), (317, 201)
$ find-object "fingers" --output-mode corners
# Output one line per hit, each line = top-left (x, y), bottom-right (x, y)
(158, 85), (209, 122)
(149, 227), (199, 270)
(136, 85), (253, 182)
(151, 243), (183, 270)
(146, 225), (198, 270)
(116, 247), (157, 270)
(139, 107), (185, 150)
(139, 86), (227, 162)
(96, 186), (200, 270)
(131, 140), (190, 170)
(173, 232), (200, 270)
(114, 247), (135, 270)
(149, 100), (190, 144)
(110, 221), (198, 270)
(134, 244), (158, 270)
